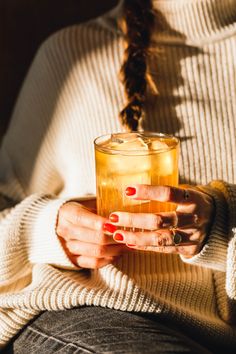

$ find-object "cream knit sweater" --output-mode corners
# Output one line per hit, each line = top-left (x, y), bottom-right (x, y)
(0, 0), (236, 350)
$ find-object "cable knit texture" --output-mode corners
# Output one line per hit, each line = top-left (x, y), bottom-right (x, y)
(0, 0), (236, 350)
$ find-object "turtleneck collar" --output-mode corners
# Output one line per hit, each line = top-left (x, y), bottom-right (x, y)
(152, 0), (236, 42)
(108, 0), (236, 44)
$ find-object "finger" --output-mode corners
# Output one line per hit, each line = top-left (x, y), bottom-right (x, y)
(125, 185), (203, 204)
(159, 212), (200, 228)
(155, 243), (199, 256)
(66, 240), (126, 258)
(57, 220), (117, 245)
(127, 245), (179, 254)
(61, 202), (106, 230)
(72, 256), (115, 269)
(109, 211), (198, 230)
(109, 212), (163, 230)
(127, 243), (199, 255)
(175, 243), (202, 258)
(113, 229), (192, 247)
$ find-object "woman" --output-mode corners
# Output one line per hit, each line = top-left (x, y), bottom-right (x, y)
(1, 0), (236, 352)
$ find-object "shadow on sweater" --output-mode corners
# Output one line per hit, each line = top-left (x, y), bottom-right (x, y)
(142, 9), (204, 139)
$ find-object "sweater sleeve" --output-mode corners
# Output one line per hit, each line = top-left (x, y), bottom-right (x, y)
(0, 34), (89, 346)
(0, 39), (79, 281)
(0, 167), (77, 281)
(180, 181), (236, 289)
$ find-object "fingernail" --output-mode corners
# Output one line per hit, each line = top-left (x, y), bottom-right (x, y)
(103, 223), (117, 233)
(114, 233), (124, 242)
(109, 214), (119, 223)
(127, 244), (136, 247)
(125, 187), (136, 196)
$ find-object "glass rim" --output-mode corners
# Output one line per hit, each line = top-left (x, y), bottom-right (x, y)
(94, 132), (179, 155)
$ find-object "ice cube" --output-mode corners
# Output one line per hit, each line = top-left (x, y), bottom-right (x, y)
(107, 134), (170, 153)
(149, 139), (169, 151)
(108, 133), (151, 152)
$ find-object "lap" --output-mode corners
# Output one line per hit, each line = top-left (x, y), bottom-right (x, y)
(7, 307), (212, 354)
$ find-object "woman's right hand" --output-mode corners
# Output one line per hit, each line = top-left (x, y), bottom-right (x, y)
(56, 201), (125, 269)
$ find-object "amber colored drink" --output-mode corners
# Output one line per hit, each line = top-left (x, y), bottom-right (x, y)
(94, 132), (179, 218)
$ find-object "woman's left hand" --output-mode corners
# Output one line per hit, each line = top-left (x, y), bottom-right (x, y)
(109, 185), (215, 258)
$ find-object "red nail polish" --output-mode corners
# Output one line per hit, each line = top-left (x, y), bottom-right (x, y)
(127, 244), (136, 247)
(103, 223), (117, 233)
(125, 187), (136, 196)
(114, 233), (124, 242)
(109, 214), (119, 223)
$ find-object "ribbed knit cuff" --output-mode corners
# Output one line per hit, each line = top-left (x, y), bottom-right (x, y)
(180, 183), (228, 272)
(20, 194), (78, 270)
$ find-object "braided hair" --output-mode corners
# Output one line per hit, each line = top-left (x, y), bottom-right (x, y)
(119, 0), (156, 131)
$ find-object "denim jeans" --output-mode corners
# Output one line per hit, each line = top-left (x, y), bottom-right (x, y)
(5, 307), (215, 353)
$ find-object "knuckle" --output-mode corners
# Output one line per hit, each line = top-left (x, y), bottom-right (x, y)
(141, 246), (148, 251)
(59, 202), (70, 214)
(152, 232), (161, 246)
(62, 201), (78, 214)
(177, 246), (187, 255)
(194, 230), (202, 241)
(56, 223), (68, 237)
(75, 212), (82, 225)
(157, 246), (165, 253)
(166, 234), (173, 246)
(94, 245), (106, 258)
(163, 246), (173, 253)
(127, 213), (134, 228)
(95, 218), (104, 231)
(153, 214), (162, 228)
(193, 213), (200, 225)
(97, 232), (107, 245)
(121, 212), (134, 228)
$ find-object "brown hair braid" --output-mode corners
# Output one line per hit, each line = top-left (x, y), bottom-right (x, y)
(119, 0), (155, 131)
